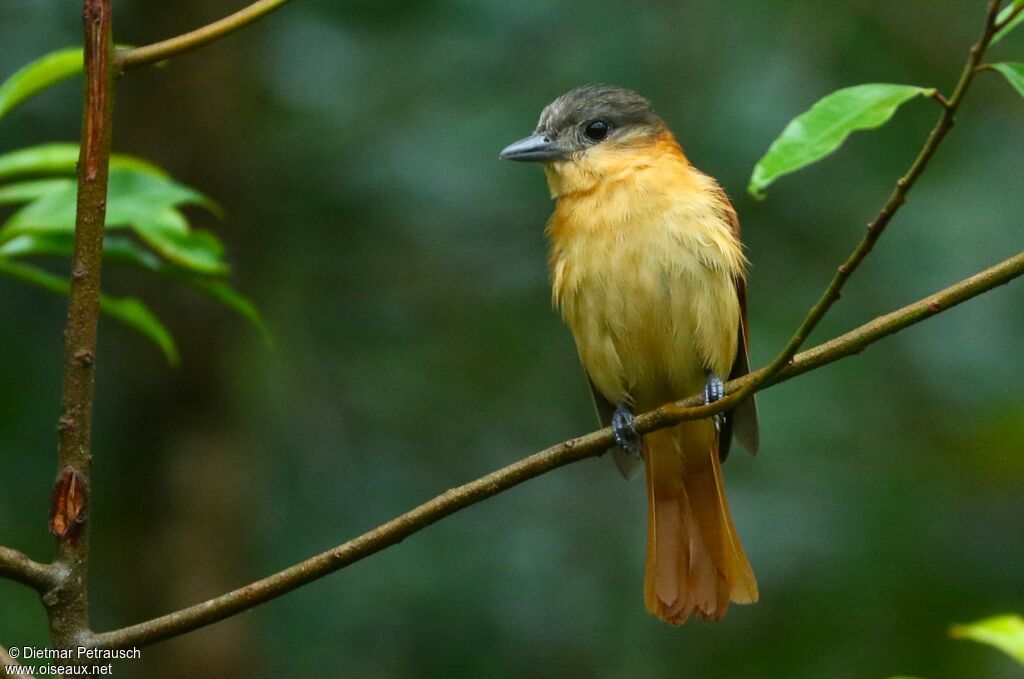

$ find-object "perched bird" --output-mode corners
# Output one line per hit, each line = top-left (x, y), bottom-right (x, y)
(500, 85), (760, 625)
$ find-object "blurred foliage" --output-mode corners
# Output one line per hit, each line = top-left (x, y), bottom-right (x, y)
(0, 54), (266, 363)
(0, 47), (81, 120)
(1, 1), (1023, 678)
(994, 1), (1024, 44)
(888, 613), (1024, 678)
(951, 614), (1024, 665)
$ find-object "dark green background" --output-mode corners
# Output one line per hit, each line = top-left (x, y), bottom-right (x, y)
(2, 1), (1023, 677)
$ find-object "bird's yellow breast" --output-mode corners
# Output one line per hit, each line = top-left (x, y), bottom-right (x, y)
(545, 134), (746, 411)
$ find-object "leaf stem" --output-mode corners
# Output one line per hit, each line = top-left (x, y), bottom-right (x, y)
(114, 0), (293, 70)
(930, 90), (953, 109)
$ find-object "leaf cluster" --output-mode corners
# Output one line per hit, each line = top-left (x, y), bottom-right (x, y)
(0, 49), (266, 364)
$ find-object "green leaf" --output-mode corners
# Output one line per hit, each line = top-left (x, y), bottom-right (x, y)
(1, 166), (226, 275)
(100, 296), (180, 366)
(0, 146), (265, 349)
(0, 143), (167, 182)
(950, 614), (1024, 664)
(0, 178), (74, 204)
(105, 237), (269, 341)
(0, 232), (74, 258)
(131, 209), (228, 275)
(2, 167), (220, 246)
(993, 1), (1024, 45)
(104, 237), (268, 340)
(748, 84), (936, 199)
(0, 257), (179, 364)
(193, 278), (272, 344)
(0, 48), (82, 122)
(0, 232), (269, 342)
(988, 62), (1024, 100)
(97, 235), (164, 270)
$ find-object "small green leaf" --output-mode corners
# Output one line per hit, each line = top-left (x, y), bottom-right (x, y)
(105, 238), (269, 341)
(0, 143), (167, 182)
(0, 146), (265, 349)
(0, 48), (82, 122)
(950, 614), (1024, 664)
(993, 1), (1024, 45)
(101, 296), (180, 366)
(0, 178), (74, 204)
(132, 209), (228, 275)
(2, 167), (218, 243)
(0, 232), (269, 342)
(0, 257), (179, 364)
(988, 62), (1024, 100)
(0, 165), (228, 278)
(193, 279), (272, 344)
(106, 238), (268, 341)
(99, 235), (164, 270)
(748, 84), (936, 199)
(0, 232), (74, 258)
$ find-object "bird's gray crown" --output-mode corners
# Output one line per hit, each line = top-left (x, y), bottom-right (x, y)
(536, 85), (663, 138)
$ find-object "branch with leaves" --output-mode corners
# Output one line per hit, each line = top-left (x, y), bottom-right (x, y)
(1, 0), (1023, 665)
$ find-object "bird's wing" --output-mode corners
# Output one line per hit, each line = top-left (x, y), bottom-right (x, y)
(726, 276), (760, 456)
(587, 376), (642, 480)
(713, 187), (759, 459)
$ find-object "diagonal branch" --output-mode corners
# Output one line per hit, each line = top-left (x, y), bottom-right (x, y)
(114, 0), (293, 70)
(88, 248), (1024, 651)
(717, 0), (1004, 414)
(0, 546), (55, 592)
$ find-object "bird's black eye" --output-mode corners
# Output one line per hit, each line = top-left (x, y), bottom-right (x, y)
(583, 120), (610, 142)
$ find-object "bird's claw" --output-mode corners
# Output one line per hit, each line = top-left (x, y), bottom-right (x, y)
(612, 403), (642, 460)
(703, 372), (726, 432)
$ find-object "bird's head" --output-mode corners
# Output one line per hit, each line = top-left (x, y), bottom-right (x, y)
(500, 85), (670, 196)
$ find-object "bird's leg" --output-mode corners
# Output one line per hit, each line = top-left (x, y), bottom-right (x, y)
(703, 371), (726, 431)
(612, 403), (642, 460)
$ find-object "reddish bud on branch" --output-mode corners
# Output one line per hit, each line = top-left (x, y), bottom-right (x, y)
(49, 467), (89, 543)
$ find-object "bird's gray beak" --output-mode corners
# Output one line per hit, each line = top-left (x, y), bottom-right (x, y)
(499, 134), (567, 162)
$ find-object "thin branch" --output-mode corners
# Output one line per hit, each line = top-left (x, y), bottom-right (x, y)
(114, 0), (293, 70)
(88, 249), (1024, 651)
(45, 0), (116, 650)
(715, 0), (1003, 415)
(0, 546), (54, 592)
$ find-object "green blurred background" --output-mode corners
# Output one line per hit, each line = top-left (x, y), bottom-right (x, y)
(2, 1), (1023, 677)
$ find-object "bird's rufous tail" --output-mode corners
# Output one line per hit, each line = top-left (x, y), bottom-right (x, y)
(643, 419), (758, 624)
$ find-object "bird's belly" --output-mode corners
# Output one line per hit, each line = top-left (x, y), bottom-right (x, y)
(554, 233), (738, 411)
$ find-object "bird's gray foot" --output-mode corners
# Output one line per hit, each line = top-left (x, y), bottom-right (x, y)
(612, 403), (642, 460)
(703, 372), (726, 431)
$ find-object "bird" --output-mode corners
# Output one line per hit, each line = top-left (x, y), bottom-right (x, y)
(500, 85), (760, 625)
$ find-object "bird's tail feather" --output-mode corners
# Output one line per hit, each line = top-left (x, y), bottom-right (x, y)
(643, 419), (758, 624)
